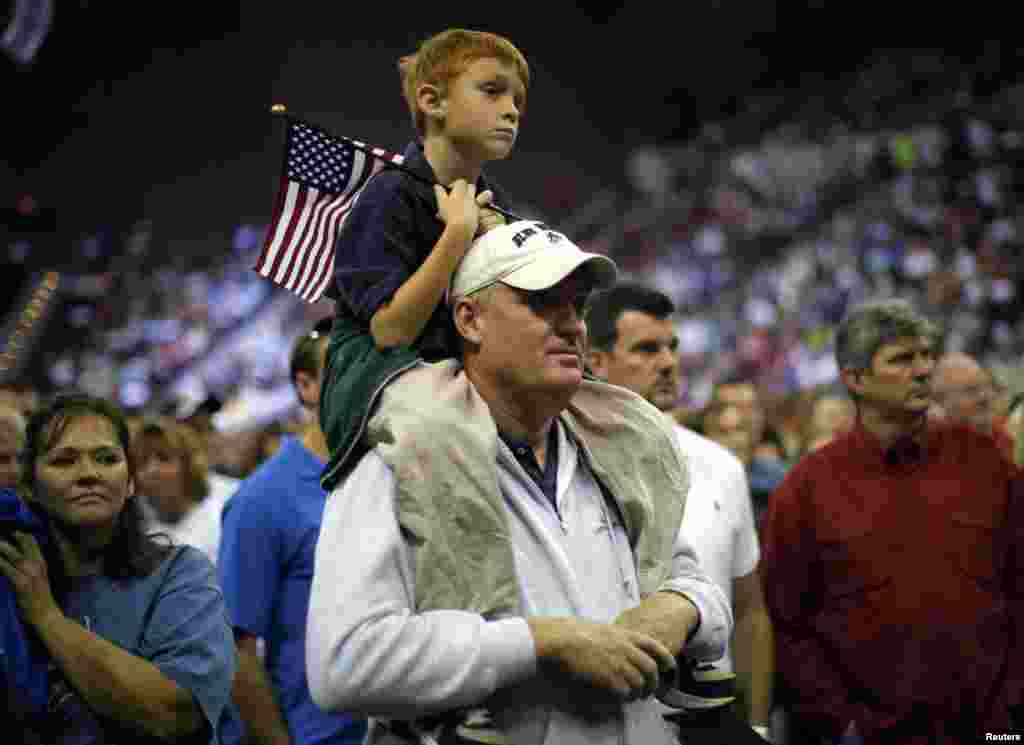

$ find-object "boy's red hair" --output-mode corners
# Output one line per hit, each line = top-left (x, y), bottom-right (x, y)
(398, 29), (530, 138)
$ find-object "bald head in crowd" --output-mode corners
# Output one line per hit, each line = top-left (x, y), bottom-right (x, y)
(931, 351), (996, 433)
(0, 405), (26, 489)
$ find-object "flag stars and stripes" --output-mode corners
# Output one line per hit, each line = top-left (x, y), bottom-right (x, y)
(254, 119), (405, 303)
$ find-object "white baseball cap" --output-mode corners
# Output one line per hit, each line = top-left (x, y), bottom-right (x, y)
(450, 220), (618, 301)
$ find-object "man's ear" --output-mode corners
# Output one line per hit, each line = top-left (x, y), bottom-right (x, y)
(416, 83), (446, 123)
(453, 297), (484, 346)
(587, 348), (610, 379)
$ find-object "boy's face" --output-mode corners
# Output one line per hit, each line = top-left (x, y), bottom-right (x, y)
(439, 56), (524, 160)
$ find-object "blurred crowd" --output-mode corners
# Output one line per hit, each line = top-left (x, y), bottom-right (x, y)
(602, 80), (1024, 422)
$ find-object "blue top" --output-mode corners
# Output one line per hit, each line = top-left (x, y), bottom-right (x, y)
(59, 545), (237, 744)
(218, 436), (367, 745)
(0, 488), (50, 719)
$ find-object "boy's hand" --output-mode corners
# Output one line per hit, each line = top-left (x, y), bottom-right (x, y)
(476, 190), (506, 234)
(434, 180), (480, 243)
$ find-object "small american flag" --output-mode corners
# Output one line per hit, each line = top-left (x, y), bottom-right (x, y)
(255, 118), (404, 303)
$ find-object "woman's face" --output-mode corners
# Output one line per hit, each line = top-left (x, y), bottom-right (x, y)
(31, 414), (134, 534)
(135, 434), (191, 524)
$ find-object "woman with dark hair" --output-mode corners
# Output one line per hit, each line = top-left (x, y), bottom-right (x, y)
(0, 393), (237, 744)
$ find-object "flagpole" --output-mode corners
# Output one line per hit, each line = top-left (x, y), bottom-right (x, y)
(270, 104), (524, 223)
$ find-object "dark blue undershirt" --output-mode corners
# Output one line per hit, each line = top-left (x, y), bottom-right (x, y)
(499, 423), (560, 507)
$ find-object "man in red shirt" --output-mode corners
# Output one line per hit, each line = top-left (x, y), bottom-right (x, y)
(762, 299), (1023, 745)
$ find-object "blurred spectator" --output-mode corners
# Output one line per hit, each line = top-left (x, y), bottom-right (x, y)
(712, 376), (773, 459)
(708, 379), (790, 525)
(931, 352), (997, 431)
(0, 406), (25, 489)
(1010, 393), (1024, 466)
(133, 416), (237, 565)
(800, 387), (856, 455)
(931, 351), (1014, 461)
(586, 282), (774, 740)
(0, 381), (39, 421)
(702, 401), (755, 464)
(219, 318), (367, 745)
(1, 393), (237, 744)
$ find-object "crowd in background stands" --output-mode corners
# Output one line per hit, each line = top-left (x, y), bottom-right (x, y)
(586, 80), (1024, 428)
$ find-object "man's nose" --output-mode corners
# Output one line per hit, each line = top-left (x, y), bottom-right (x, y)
(656, 346), (677, 371)
(76, 458), (102, 482)
(502, 98), (519, 123)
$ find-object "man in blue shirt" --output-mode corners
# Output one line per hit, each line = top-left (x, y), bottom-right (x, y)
(219, 318), (366, 745)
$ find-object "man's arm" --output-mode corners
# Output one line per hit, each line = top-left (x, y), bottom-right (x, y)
(306, 451), (537, 719)
(618, 513), (733, 664)
(233, 633), (291, 745)
(732, 565), (774, 728)
(612, 590), (700, 658)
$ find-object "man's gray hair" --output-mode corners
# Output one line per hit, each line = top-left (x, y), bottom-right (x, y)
(834, 299), (941, 373)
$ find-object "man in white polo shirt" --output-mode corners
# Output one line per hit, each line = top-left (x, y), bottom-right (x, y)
(587, 281), (774, 743)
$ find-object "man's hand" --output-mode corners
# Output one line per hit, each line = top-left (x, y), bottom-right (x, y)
(613, 591), (700, 659)
(527, 617), (675, 702)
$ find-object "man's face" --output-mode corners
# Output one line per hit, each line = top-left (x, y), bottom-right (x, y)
(848, 336), (935, 418)
(933, 359), (995, 431)
(588, 311), (680, 412)
(463, 273), (590, 399)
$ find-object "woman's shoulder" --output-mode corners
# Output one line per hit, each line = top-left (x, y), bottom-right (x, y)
(161, 543), (215, 575)
(130, 544), (217, 595)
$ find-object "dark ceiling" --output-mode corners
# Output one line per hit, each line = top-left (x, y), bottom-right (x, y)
(0, 2), (1012, 237)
